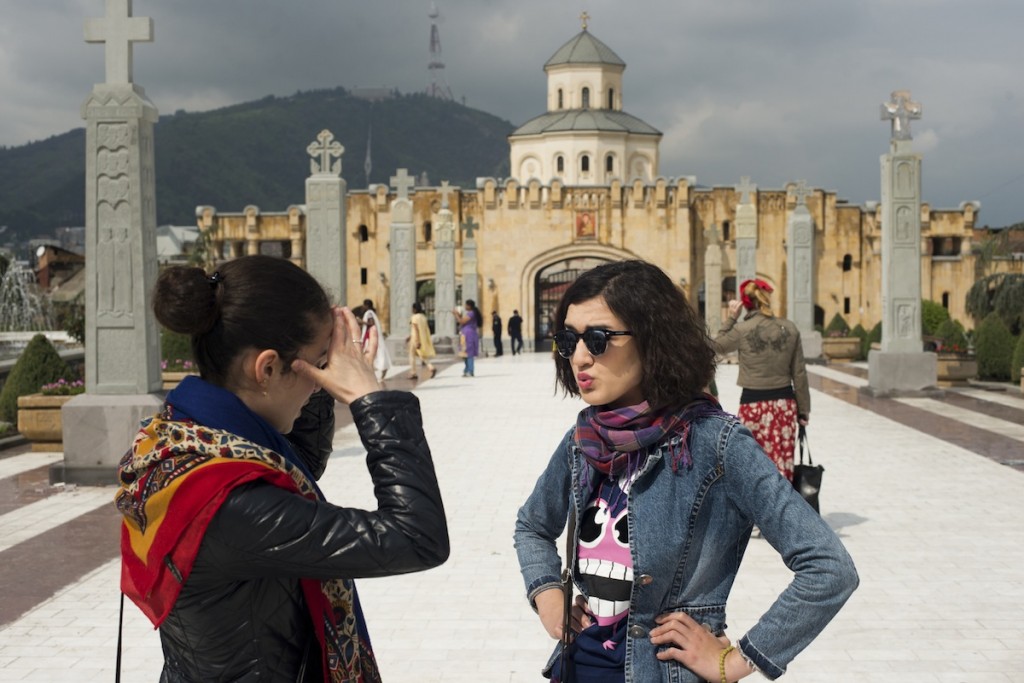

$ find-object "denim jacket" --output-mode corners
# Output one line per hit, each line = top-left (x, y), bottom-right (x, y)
(513, 412), (858, 681)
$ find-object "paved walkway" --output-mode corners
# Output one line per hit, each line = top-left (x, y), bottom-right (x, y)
(0, 354), (1022, 682)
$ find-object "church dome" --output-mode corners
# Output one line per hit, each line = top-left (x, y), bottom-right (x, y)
(510, 109), (661, 137)
(544, 30), (625, 68)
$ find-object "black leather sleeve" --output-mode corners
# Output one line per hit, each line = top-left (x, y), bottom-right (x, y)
(285, 389), (336, 480)
(202, 390), (450, 579)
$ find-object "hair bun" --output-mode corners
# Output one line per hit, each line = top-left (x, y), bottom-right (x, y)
(152, 266), (220, 335)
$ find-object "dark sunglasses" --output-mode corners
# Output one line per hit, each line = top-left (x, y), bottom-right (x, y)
(553, 329), (633, 358)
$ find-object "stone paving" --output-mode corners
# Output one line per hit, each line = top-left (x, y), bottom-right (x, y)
(0, 354), (1022, 682)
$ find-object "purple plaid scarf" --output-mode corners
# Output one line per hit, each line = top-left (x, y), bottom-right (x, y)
(574, 395), (726, 482)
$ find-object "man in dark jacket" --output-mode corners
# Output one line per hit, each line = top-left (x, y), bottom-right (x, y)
(508, 309), (524, 355)
(492, 311), (504, 357)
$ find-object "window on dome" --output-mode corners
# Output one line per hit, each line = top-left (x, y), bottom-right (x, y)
(608, 88), (614, 109)
(582, 87), (590, 109)
(605, 154), (614, 173)
(581, 155), (590, 173)
(558, 89), (564, 109)
(556, 156), (564, 173)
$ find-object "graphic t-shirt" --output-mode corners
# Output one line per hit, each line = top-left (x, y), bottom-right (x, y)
(570, 473), (635, 681)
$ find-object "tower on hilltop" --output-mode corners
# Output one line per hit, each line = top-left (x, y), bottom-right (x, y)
(426, 3), (454, 100)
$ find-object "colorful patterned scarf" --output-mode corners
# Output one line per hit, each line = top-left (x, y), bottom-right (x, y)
(115, 376), (380, 683)
(574, 394), (727, 481)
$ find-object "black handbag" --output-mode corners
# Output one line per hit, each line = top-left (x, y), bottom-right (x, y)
(792, 425), (823, 513)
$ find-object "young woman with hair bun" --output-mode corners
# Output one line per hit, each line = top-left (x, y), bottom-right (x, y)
(117, 254), (449, 683)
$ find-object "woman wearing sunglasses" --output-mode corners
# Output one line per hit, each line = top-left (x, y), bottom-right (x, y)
(514, 260), (857, 682)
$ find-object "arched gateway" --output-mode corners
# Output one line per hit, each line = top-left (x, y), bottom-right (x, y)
(533, 256), (612, 351)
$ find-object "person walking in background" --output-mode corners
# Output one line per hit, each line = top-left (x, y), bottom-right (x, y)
(492, 310), (504, 357)
(118, 255), (449, 682)
(362, 298), (392, 382)
(508, 309), (524, 355)
(713, 279), (809, 482)
(514, 260), (856, 682)
(453, 299), (481, 377)
(407, 301), (437, 380)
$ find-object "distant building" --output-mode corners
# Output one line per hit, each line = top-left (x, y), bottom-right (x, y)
(195, 23), (1023, 346)
(34, 244), (85, 291)
(156, 224), (201, 264)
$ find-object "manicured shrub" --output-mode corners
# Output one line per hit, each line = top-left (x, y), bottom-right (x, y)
(921, 299), (950, 336)
(1012, 333), (1024, 385)
(0, 334), (74, 422)
(974, 312), (1015, 381)
(850, 324), (869, 360)
(824, 313), (850, 337)
(934, 319), (969, 355)
(161, 329), (193, 367)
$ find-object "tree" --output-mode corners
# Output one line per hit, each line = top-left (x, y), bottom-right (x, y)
(966, 273), (1024, 335)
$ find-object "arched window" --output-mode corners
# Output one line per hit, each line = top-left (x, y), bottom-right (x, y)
(607, 88), (614, 109)
(556, 155), (564, 173)
(941, 292), (950, 308)
(605, 154), (614, 173)
(358, 225), (369, 242)
(582, 87), (590, 109)
(557, 89), (563, 109)
(842, 254), (852, 271)
(423, 221), (432, 243)
(581, 155), (590, 173)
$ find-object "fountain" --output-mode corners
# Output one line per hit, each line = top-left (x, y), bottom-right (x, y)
(0, 261), (59, 359)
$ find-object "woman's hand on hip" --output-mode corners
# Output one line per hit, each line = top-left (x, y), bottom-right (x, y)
(292, 306), (381, 405)
(650, 611), (744, 680)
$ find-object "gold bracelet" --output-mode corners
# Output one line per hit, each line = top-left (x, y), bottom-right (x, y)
(719, 645), (736, 683)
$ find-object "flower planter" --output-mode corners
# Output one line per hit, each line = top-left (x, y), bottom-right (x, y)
(936, 354), (977, 386)
(17, 393), (73, 452)
(162, 371), (197, 390)
(821, 336), (861, 362)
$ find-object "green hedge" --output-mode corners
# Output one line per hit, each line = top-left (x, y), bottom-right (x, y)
(850, 324), (869, 360)
(974, 312), (1015, 381)
(0, 334), (74, 422)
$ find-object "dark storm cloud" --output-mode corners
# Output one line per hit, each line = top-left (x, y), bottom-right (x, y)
(1, 0), (1022, 225)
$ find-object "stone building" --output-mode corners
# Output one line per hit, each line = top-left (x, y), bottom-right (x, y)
(196, 25), (1021, 350)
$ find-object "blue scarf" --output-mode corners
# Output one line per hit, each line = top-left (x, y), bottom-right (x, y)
(165, 375), (323, 497)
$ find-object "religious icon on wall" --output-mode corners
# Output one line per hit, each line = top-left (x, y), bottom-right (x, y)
(575, 211), (596, 239)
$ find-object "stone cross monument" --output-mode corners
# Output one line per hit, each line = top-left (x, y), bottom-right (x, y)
(388, 169), (416, 355)
(461, 217), (480, 308)
(786, 180), (822, 359)
(734, 176), (758, 288)
(434, 182), (457, 339)
(304, 129), (347, 305)
(63, 0), (163, 484)
(703, 223), (724, 338)
(868, 90), (937, 395)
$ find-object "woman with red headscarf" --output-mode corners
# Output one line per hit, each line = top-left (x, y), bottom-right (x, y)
(713, 279), (809, 481)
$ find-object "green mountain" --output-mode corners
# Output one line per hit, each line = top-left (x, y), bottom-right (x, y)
(0, 88), (514, 240)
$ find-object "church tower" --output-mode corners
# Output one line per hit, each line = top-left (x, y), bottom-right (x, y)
(508, 15), (662, 185)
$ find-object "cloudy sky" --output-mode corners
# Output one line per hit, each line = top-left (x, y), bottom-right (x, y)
(2, 0), (1022, 227)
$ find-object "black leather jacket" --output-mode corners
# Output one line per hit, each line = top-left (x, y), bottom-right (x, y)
(158, 390), (449, 682)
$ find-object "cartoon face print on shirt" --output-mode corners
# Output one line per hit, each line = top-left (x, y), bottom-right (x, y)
(578, 473), (637, 627)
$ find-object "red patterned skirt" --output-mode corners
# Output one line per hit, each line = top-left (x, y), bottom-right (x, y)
(738, 398), (798, 482)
